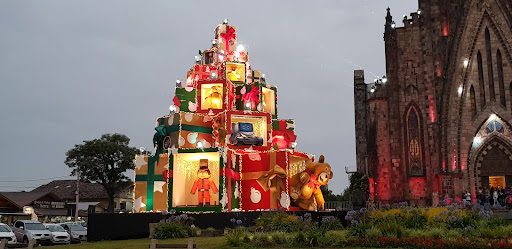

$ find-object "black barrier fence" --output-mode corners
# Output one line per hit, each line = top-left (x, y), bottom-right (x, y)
(88, 211), (348, 242)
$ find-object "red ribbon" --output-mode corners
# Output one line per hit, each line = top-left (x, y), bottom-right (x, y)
(163, 170), (172, 183)
(222, 168), (241, 180)
(173, 96), (181, 107)
(220, 26), (236, 52)
(242, 85), (261, 109)
(272, 121), (296, 149)
(305, 169), (321, 189)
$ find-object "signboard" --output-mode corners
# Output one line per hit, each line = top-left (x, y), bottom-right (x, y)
(33, 201), (65, 209)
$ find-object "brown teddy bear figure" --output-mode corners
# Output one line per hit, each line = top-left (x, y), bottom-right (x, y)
(289, 155), (333, 211)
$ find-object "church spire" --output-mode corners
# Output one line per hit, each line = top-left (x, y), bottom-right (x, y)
(385, 7), (396, 32)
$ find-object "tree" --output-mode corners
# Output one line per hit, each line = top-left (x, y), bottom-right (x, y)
(65, 133), (138, 213)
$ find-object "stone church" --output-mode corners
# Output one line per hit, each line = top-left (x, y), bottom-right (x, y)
(354, 0), (512, 205)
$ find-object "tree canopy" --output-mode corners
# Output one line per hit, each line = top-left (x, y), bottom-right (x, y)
(65, 133), (138, 212)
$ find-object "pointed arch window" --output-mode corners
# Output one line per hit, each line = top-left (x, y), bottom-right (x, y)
(470, 85), (477, 118)
(406, 107), (423, 176)
(485, 27), (495, 101)
(478, 51), (486, 109)
(497, 49), (505, 107)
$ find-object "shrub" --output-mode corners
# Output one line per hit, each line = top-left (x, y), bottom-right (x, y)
(478, 226), (509, 239)
(252, 233), (273, 247)
(376, 220), (404, 238)
(485, 217), (505, 228)
(151, 222), (194, 239)
(291, 227), (327, 247)
(423, 227), (446, 239)
(255, 211), (304, 232)
(320, 216), (343, 230)
(365, 227), (383, 238)
(324, 230), (349, 246)
(224, 227), (250, 247)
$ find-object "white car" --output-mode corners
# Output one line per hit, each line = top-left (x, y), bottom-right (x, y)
(44, 224), (70, 244)
(60, 223), (87, 243)
(0, 223), (17, 244)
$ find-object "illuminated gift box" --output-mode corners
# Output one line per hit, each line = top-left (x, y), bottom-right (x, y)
(234, 82), (278, 119)
(168, 149), (224, 212)
(223, 62), (246, 83)
(215, 24), (237, 54)
(174, 87), (196, 112)
(186, 65), (219, 87)
(216, 110), (272, 150)
(155, 112), (214, 150)
(271, 120), (296, 149)
(237, 150), (313, 211)
(134, 154), (170, 212)
(196, 79), (235, 115)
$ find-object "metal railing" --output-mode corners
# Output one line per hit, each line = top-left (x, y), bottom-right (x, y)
(324, 201), (353, 211)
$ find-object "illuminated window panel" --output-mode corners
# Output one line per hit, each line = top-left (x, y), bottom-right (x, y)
(225, 62), (246, 83)
(489, 176), (505, 189)
(172, 152), (220, 207)
(288, 155), (312, 177)
(262, 87), (276, 115)
(230, 115), (267, 146)
(201, 83), (223, 110)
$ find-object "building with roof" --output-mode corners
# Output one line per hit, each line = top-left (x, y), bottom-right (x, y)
(0, 191), (65, 225)
(31, 180), (133, 213)
(0, 180), (133, 224)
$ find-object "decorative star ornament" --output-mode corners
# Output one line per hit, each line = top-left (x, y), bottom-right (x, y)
(135, 156), (147, 170)
(154, 181), (166, 193)
(133, 196), (146, 212)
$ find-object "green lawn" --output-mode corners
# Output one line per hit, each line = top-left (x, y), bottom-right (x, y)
(54, 237), (382, 249)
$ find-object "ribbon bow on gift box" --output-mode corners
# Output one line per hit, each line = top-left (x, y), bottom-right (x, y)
(256, 164), (287, 209)
(272, 121), (297, 149)
(237, 85), (261, 110)
(220, 26), (236, 52)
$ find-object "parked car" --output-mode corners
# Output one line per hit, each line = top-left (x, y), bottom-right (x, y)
(43, 224), (70, 244)
(60, 223), (87, 243)
(11, 220), (51, 244)
(230, 122), (264, 146)
(0, 223), (17, 244)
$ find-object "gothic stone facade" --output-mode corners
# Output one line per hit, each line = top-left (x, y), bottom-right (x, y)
(354, 0), (512, 205)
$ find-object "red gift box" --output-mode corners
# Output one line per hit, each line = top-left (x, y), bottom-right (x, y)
(196, 79), (235, 115)
(186, 65), (219, 87)
(240, 151), (289, 211)
(216, 110), (272, 151)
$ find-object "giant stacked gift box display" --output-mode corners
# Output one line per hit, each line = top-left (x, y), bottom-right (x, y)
(134, 21), (316, 213)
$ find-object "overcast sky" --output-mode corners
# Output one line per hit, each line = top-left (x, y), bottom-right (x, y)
(0, 0), (418, 194)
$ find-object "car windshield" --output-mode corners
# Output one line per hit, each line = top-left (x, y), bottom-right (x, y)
(47, 225), (65, 232)
(0, 224), (11, 232)
(25, 223), (47, 230)
(69, 225), (86, 231)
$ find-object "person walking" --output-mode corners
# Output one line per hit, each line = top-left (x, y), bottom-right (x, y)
(465, 191), (471, 205)
(493, 189), (499, 205)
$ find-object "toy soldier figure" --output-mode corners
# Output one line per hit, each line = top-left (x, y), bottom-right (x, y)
(191, 159), (219, 206)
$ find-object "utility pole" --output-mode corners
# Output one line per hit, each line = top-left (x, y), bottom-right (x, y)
(75, 172), (79, 222)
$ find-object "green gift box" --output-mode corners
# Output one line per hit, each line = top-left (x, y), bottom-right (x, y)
(175, 88), (196, 112)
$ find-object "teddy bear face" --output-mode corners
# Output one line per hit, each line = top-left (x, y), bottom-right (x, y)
(306, 162), (332, 186)
(305, 155), (333, 186)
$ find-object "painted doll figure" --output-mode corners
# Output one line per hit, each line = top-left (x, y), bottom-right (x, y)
(190, 159), (219, 206)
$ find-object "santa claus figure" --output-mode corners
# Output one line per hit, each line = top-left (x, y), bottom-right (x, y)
(190, 159), (219, 206)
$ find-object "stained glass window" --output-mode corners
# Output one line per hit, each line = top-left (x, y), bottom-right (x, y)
(407, 107), (423, 176)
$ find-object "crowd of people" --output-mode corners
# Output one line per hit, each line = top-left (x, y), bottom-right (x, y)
(472, 186), (512, 206)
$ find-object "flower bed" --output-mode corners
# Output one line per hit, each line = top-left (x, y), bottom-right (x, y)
(347, 237), (512, 249)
